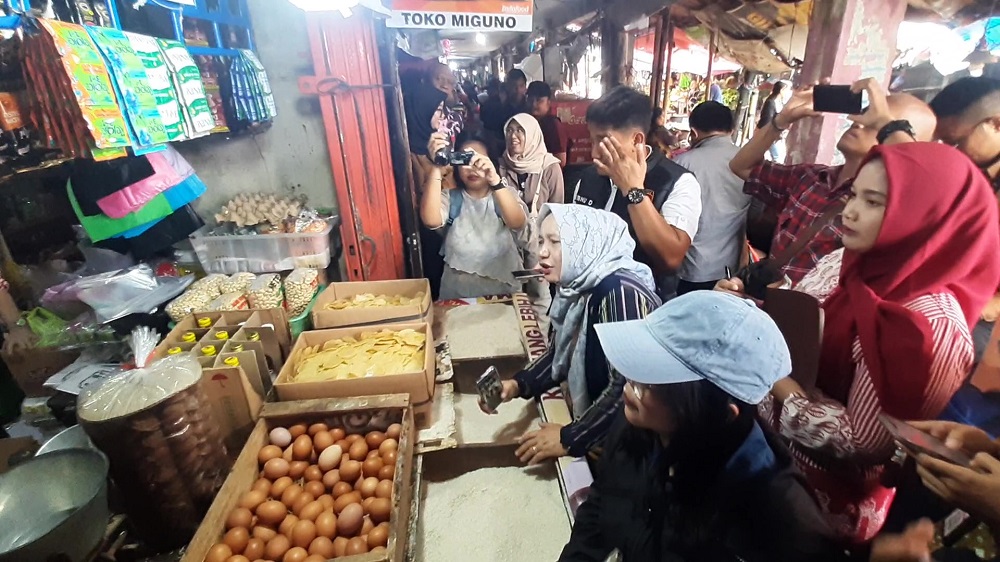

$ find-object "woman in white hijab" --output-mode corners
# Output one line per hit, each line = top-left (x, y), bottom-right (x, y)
(482, 204), (661, 465)
(500, 114), (565, 331)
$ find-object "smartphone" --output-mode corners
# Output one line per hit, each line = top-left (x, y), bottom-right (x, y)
(878, 414), (973, 466)
(512, 269), (544, 281)
(813, 85), (868, 115)
(476, 366), (504, 413)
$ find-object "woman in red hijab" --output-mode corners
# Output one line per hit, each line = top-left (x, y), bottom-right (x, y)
(764, 142), (1000, 545)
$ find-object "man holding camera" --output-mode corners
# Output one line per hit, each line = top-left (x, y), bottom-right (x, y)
(729, 82), (936, 284)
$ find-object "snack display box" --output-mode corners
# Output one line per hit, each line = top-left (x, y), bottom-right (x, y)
(312, 279), (432, 330)
(274, 323), (435, 426)
(181, 395), (415, 562)
(190, 220), (336, 274)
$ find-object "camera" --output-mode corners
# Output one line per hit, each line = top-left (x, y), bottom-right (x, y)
(449, 150), (475, 166)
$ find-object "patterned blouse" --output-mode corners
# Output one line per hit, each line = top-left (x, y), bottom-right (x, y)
(761, 248), (974, 541)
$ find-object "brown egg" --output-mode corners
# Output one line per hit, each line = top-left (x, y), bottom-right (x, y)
(369, 498), (391, 523)
(345, 433), (363, 444)
(341, 452), (351, 467)
(303, 465), (323, 482)
(366, 449), (381, 460)
(281, 484), (303, 508)
(238, 490), (267, 511)
(335, 439), (350, 452)
(338, 503), (364, 537)
(322, 468), (340, 489)
(270, 476), (294, 498)
(308, 422), (328, 436)
(282, 546), (308, 562)
(205, 543), (233, 562)
(359, 477), (379, 498)
(329, 427), (346, 441)
(362, 496), (376, 514)
(243, 537), (266, 561)
(225, 555), (250, 562)
(292, 435), (313, 461)
(258, 445), (283, 465)
(348, 439), (369, 461)
(224, 527), (250, 554)
(303, 480), (325, 498)
(339, 460), (362, 483)
(226, 507), (254, 530)
(299, 500), (324, 522)
(378, 464), (395, 480)
(332, 537), (349, 557)
(332, 480), (353, 498)
(315, 511), (337, 539)
(333, 491), (362, 514)
(382, 449), (398, 466)
(360, 516), (374, 536)
(378, 438), (398, 457)
(365, 431), (386, 449)
(317, 494), (335, 511)
(368, 523), (390, 548)
(251, 477), (272, 494)
(290, 519), (317, 549)
(375, 479), (393, 499)
(291, 492), (315, 516)
(279, 514), (300, 537)
(263, 458), (290, 480)
(312, 431), (334, 452)
(386, 423), (402, 439)
(289, 424), (308, 438)
(303, 555), (326, 562)
(255, 500), (287, 527)
(288, 461), (308, 480)
(308, 535), (335, 558)
(345, 536), (369, 555)
(252, 525), (277, 542)
(283, 444), (294, 462)
(265, 534), (291, 561)
(362, 457), (383, 479)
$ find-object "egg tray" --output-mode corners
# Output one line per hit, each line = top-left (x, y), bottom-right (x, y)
(182, 394), (416, 562)
(82, 379), (230, 550)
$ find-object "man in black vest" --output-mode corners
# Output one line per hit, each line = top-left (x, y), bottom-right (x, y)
(571, 86), (702, 296)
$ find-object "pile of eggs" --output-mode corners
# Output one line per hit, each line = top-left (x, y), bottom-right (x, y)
(203, 422), (402, 562)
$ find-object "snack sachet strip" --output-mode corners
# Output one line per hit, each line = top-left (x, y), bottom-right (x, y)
(156, 38), (213, 138)
(125, 31), (186, 142)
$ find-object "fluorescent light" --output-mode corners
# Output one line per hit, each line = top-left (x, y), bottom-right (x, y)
(475, 33), (487, 45)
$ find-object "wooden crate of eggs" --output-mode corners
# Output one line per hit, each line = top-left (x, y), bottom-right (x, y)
(183, 395), (415, 562)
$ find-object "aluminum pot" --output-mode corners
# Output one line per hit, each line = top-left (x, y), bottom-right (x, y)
(35, 425), (98, 457)
(0, 449), (110, 562)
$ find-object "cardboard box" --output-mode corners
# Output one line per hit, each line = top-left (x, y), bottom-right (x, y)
(312, 279), (432, 329)
(201, 366), (263, 454)
(3, 349), (81, 397)
(182, 395), (415, 562)
(274, 323), (435, 418)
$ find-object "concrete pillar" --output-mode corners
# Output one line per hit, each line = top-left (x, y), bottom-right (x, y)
(542, 27), (564, 89)
(601, 16), (626, 92)
(786, 0), (907, 165)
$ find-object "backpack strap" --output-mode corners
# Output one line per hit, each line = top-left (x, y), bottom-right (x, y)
(446, 188), (463, 227)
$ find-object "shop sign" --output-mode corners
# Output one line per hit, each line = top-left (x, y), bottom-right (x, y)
(385, 0), (533, 32)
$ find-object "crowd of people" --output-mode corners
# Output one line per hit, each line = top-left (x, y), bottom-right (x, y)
(403, 58), (1000, 560)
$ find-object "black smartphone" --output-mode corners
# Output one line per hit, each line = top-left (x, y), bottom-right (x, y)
(476, 366), (504, 413)
(512, 269), (544, 281)
(813, 84), (868, 115)
(878, 414), (973, 467)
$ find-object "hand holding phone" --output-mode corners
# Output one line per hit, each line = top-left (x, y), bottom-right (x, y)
(879, 414), (973, 467)
(477, 366), (505, 414)
(813, 84), (869, 115)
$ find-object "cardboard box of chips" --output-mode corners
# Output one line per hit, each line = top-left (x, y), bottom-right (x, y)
(312, 279), (432, 330)
(274, 322), (435, 415)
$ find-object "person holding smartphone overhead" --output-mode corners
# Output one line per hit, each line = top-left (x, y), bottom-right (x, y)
(720, 143), (1000, 544)
(482, 204), (660, 465)
(421, 130), (528, 300)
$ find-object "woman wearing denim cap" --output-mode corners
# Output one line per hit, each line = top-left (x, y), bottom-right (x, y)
(561, 291), (931, 562)
(481, 203), (660, 465)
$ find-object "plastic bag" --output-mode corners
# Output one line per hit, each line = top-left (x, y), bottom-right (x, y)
(78, 351), (200, 422)
(284, 269), (319, 316)
(247, 273), (283, 309)
(43, 265), (194, 324)
(219, 272), (256, 295)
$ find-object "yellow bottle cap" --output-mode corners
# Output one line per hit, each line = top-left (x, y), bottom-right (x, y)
(197, 317), (212, 328)
(215, 331), (229, 341)
(223, 356), (240, 367)
(201, 345), (217, 356)
(167, 346), (183, 355)
(181, 332), (197, 343)
(232, 343), (244, 352)
(248, 332), (260, 342)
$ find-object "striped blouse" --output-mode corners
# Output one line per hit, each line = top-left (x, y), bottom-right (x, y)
(515, 273), (658, 457)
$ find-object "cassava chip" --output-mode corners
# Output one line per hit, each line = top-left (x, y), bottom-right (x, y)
(292, 328), (426, 382)
(323, 292), (425, 310)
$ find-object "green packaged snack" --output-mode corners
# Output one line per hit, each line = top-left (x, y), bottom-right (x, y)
(240, 50), (276, 119)
(125, 31), (185, 142)
(156, 38), (213, 138)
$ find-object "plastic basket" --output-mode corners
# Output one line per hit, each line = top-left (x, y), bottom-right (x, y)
(190, 222), (333, 274)
(289, 287), (323, 341)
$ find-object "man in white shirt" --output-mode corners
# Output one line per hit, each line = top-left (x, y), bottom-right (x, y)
(571, 86), (702, 297)
(673, 101), (752, 295)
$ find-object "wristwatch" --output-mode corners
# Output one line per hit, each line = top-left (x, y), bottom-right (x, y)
(876, 120), (916, 145)
(489, 177), (508, 191)
(626, 188), (652, 205)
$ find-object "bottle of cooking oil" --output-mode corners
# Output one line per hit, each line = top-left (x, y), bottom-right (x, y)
(201, 345), (217, 357)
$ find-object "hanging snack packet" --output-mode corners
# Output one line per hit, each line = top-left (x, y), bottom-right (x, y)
(125, 32), (185, 142)
(240, 50), (276, 119)
(157, 38), (214, 138)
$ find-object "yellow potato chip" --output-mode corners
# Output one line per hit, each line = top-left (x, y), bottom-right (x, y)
(323, 292), (426, 311)
(291, 328), (426, 383)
